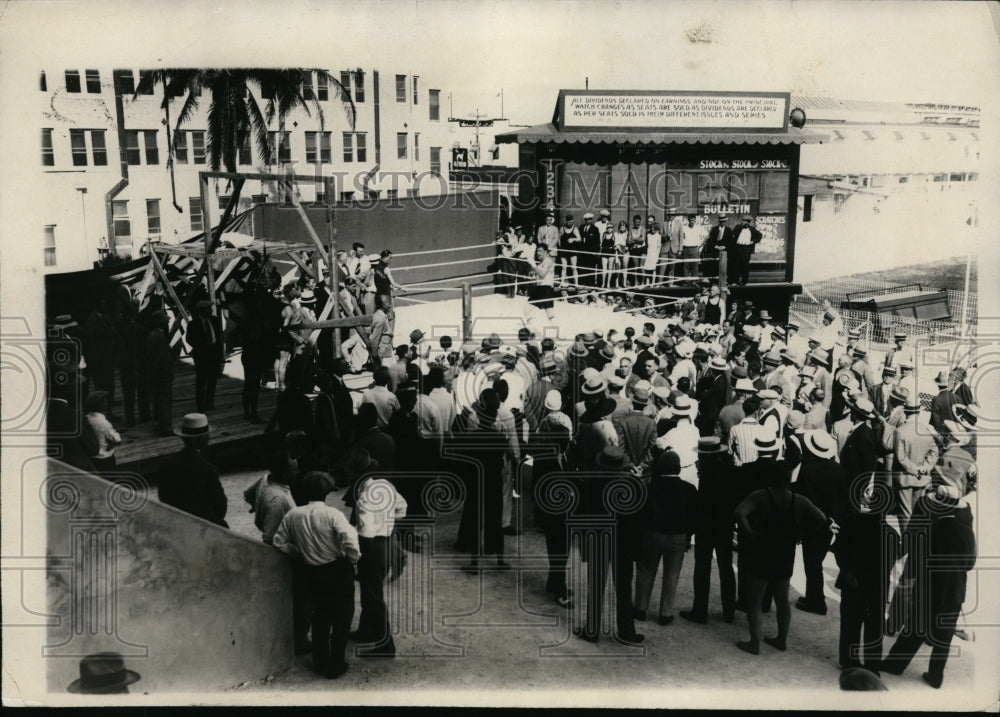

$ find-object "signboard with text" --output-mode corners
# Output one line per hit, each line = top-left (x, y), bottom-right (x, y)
(559, 90), (790, 132)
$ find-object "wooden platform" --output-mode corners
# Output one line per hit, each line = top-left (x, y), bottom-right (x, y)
(112, 359), (279, 477)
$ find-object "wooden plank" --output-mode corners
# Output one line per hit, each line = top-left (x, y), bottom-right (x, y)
(148, 247), (191, 323)
(287, 315), (373, 331)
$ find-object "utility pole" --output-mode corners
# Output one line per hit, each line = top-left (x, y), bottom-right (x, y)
(448, 109), (503, 167)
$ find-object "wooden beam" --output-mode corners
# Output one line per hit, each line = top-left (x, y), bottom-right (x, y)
(462, 282), (473, 343)
(287, 251), (316, 281)
(200, 169), (334, 184)
(287, 315), (373, 331)
(147, 246), (190, 323)
(326, 176), (341, 356)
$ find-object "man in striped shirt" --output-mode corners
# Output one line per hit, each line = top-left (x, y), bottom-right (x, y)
(728, 396), (762, 467)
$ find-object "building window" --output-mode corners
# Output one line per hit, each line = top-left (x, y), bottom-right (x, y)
(238, 135), (251, 165)
(343, 132), (353, 162)
(898, 176), (909, 184)
(65, 70), (81, 93)
(395, 74), (406, 102)
(412, 76), (419, 104)
(317, 72), (329, 101)
(429, 89), (440, 121)
(430, 147), (441, 177)
(143, 130), (159, 165)
(802, 195), (813, 222)
(301, 71), (314, 101)
(40, 71), (47, 91)
(71, 130), (89, 167)
(354, 72), (365, 103)
(189, 197), (204, 232)
(397, 132), (407, 160)
(192, 131), (206, 165)
(137, 70), (155, 95)
(174, 130), (188, 164)
(112, 200), (131, 240)
(41, 128), (55, 166)
(251, 194), (268, 205)
(91, 130), (108, 166)
(267, 131), (291, 163)
(305, 131), (331, 163)
(146, 199), (161, 238)
(85, 69), (101, 93)
(340, 191), (355, 202)
(414, 133), (420, 162)
(44, 226), (57, 266)
(356, 133), (367, 163)
(218, 195), (231, 212)
(386, 189), (399, 200)
(118, 70), (135, 95)
(124, 130), (141, 165)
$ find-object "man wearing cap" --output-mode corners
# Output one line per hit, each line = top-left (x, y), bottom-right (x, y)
(757, 311), (776, 353)
(729, 396), (763, 467)
(869, 365), (899, 420)
(574, 445), (645, 645)
(145, 309), (175, 436)
(716, 377), (755, 444)
(785, 321), (808, 361)
(895, 359), (916, 401)
(815, 304), (843, 352)
(852, 345), (877, 392)
(158, 413), (228, 527)
(882, 332), (913, 371)
(877, 385), (910, 470)
(532, 422), (577, 607)
(368, 295), (396, 368)
(808, 348), (835, 409)
(757, 389), (785, 455)
(792, 431), (844, 615)
(730, 215), (761, 285)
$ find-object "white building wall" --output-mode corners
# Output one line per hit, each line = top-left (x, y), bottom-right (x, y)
(37, 66), (457, 274)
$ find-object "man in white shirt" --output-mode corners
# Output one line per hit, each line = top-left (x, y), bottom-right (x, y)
(273, 471), (360, 679)
(679, 215), (708, 278)
(361, 366), (400, 428)
(352, 450), (407, 658)
(425, 365), (457, 435)
(656, 395), (700, 487)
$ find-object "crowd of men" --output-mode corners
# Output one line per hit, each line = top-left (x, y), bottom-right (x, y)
(67, 279), (973, 688)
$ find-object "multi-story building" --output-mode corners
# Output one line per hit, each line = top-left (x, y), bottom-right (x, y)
(36, 67), (455, 273)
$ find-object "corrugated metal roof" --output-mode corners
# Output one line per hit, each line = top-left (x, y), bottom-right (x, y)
(791, 95), (913, 115)
(495, 123), (827, 146)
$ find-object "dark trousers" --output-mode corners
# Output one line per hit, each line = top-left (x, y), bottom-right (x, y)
(118, 365), (137, 425)
(692, 531), (736, 617)
(151, 378), (173, 433)
(241, 349), (265, 418)
(291, 561), (313, 647)
(882, 597), (964, 683)
(543, 522), (569, 599)
(136, 370), (151, 422)
(88, 360), (116, 403)
(307, 558), (355, 675)
(583, 529), (637, 639)
(801, 535), (830, 606)
(839, 577), (884, 671)
(194, 357), (220, 411)
(356, 536), (394, 652)
(732, 245), (753, 285)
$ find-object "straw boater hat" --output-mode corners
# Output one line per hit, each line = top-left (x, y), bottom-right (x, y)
(809, 348), (830, 365)
(709, 356), (727, 372)
(632, 380), (652, 405)
(409, 329), (425, 344)
(953, 404), (981, 432)
(299, 289), (315, 305)
(599, 341), (617, 363)
(779, 348), (798, 366)
(898, 359), (914, 371)
(635, 334), (654, 348)
(893, 332), (907, 342)
(672, 395), (695, 418)
(759, 310), (772, 321)
(174, 412), (210, 438)
(697, 436), (728, 454)
(607, 373), (627, 391)
(67, 652), (141, 694)
(853, 345), (868, 358)
(757, 388), (779, 401)
(847, 328), (861, 340)
(651, 385), (672, 402)
(734, 378), (756, 393)
(762, 351), (781, 367)
(730, 365), (748, 379)
(903, 395), (922, 415)
(933, 370), (950, 387)
(568, 341), (589, 359)
(580, 375), (607, 397)
(803, 430), (837, 460)
(889, 385), (910, 404)
(807, 334), (821, 345)
(772, 325), (787, 339)
(544, 389), (563, 412)
(754, 434), (780, 455)
(582, 332), (598, 349)
(881, 365), (897, 377)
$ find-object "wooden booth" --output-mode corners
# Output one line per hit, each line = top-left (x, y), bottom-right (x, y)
(496, 90), (828, 321)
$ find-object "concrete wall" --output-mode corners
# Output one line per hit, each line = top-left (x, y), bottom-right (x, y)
(45, 459), (293, 694)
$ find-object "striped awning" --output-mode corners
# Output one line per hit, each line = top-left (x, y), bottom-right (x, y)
(495, 122), (827, 146)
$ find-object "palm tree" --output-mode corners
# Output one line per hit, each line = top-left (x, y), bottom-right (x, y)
(135, 68), (356, 172)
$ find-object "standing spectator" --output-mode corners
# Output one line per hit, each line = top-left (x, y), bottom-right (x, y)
(372, 249), (405, 309)
(579, 213), (601, 288)
(643, 222), (662, 286)
(272, 471), (359, 680)
(626, 215), (647, 287)
(157, 413), (228, 527)
(730, 215), (762, 286)
(728, 396), (762, 467)
(733, 463), (833, 654)
(185, 300), (225, 413)
(351, 451), (407, 658)
(535, 211), (560, 274)
(792, 430), (843, 615)
(558, 214), (582, 285)
(679, 215), (707, 278)
(83, 391), (121, 473)
(929, 370), (957, 437)
(146, 309), (174, 437)
(634, 451), (698, 626)
(114, 296), (146, 427)
(83, 298), (118, 414)
(680, 437), (737, 624)
(696, 357), (729, 437)
(531, 425), (577, 608)
(706, 214), (733, 285)
(369, 295), (396, 367)
(361, 366), (401, 429)
(353, 403), (396, 473)
(528, 243), (557, 320)
(574, 445), (645, 645)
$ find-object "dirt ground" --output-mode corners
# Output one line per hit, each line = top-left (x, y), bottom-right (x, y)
(219, 469), (978, 704)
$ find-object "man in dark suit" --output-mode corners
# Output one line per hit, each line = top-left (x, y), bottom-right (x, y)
(696, 357), (729, 437)
(705, 214), (734, 284)
(573, 445), (645, 645)
(929, 371), (958, 438)
(146, 309), (175, 437)
(730, 215), (762, 286)
(579, 213), (602, 288)
(532, 425), (578, 608)
(157, 413), (228, 527)
(185, 300), (225, 412)
(868, 365), (897, 420)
